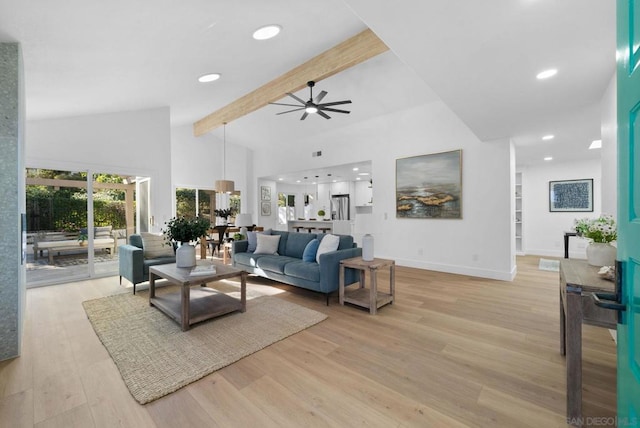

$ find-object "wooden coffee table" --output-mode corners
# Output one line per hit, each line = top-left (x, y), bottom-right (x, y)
(149, 261), (247, 331)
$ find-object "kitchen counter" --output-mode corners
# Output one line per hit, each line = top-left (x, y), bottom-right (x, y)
(288, 220), (351, 235)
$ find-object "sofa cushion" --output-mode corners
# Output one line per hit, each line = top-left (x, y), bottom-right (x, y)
(142, 256), (177, 275)
(302, 239), (320, 262)
(234, 251), (268, 268)
(247, 228), (272, 252)
(140, 232), (174, 259)
(285, 233), (317, 258)
(316, 234), (340, 263)
(318, 233), (354, 251)
(256, 255), (299, 274)
(284, 261), (320, 282)
(254, 234), (281, 255)
(95, 226), (113, 238)
(271, 230), (289, 255)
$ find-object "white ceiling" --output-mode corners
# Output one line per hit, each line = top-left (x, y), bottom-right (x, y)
(0, 0), (615, 176)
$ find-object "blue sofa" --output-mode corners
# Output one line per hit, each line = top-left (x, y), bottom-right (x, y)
(119, 234), (176, 294)
(232, 230), (361, 304)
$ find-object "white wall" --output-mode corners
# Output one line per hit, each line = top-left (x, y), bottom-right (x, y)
(251, 101), (515, 280)
(600, 73), (617, 216)
(521, 159), (602, 258)
(26, 107), (173, 232)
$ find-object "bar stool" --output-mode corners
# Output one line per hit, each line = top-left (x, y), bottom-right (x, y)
(318, 227), (331, 234)
(294, 226), (305, 232)
(303, 227), (315, 233)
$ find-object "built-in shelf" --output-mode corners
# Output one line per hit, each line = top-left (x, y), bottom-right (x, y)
(515, 173), (524, 255)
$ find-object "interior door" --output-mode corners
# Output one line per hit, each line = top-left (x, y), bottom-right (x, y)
(616, 0), (640, 421)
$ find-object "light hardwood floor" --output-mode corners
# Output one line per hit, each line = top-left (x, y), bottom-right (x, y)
(0, 256), (616, 427)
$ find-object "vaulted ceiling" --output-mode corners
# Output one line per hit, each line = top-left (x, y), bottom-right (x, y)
(0, 0), (615, 168)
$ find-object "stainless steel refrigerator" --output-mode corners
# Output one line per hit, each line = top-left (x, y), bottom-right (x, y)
(331, 194), (350, 220)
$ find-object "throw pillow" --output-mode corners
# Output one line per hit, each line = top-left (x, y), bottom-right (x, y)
(316, 234), (340, 263)
(302, 239), (320, 263)
(247, 229), (272, 252)
(140, 232), (174, 259)
(254, 234), (281, 255)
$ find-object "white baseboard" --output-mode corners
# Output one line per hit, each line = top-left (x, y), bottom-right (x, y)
(380, 256), (516, 281)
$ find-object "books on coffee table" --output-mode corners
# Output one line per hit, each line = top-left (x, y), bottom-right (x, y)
(189, 264), (217, 277)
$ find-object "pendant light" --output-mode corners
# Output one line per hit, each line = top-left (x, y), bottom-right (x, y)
(215, 122), (235, 193)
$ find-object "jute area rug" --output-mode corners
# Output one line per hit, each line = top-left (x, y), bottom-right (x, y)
(82, 282), (327, 404)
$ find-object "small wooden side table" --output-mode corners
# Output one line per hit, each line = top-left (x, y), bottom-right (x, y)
(339, 257), (395, 314)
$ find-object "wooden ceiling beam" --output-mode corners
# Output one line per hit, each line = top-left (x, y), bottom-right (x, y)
(193, 28), (389, 137)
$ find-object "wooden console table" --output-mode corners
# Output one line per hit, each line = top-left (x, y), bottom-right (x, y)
(559, 259), (616, 424)
(339, 257), (395, 314)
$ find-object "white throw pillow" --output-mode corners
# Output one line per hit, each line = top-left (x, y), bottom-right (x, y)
(316, 234), (340, 263)
(141, 232), (174, 259)
(254, 234), (281, 255)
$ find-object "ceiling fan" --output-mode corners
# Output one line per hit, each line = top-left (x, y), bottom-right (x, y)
(270, 80), (351, 120)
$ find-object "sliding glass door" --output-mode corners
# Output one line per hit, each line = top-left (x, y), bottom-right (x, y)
(26, 168), (90, 286)
(26, 168), (146, 287)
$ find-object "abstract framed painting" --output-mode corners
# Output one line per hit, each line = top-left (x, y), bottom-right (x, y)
(396, 149), (462, 219)
(549, 179), (593, 212)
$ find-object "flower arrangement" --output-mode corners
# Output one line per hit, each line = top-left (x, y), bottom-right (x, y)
(573, 214), (617, 243)
(163, 216), (211, 243)
(214, 208), (237, 220)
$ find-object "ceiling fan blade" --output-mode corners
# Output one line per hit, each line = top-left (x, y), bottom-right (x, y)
(318, 100), (352, 107)
(317, 110), (331, 120)
(286, 92), (307, 105)
(277, 107), (306, 115)
(270, 102), (304, 107)
(300, 112), (309, 120)
(314, 90), (327, 104)
(321, 107), (350, 114)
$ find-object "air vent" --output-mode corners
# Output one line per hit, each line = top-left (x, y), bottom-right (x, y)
(312, 151), (322, 157)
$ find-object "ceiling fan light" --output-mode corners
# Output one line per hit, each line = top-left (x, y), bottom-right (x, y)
(305, 106), (318, 114)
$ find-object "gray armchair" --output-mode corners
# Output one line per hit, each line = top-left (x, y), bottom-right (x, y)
(119, 234), (176, 294)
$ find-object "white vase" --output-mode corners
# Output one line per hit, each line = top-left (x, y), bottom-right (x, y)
(362, 234), (374, 261)
(176, 243), (196, 267)
(586, 242), (616, 267)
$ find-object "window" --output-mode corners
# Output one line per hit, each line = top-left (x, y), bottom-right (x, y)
(175, 187), (238, 223)
(278, 193), (295, 224)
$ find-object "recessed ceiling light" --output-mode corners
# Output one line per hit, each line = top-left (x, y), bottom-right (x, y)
(253, 24), (281, 40)
(536, 69), (558, 80)
(589, 139), (602, 149)
(198, 73), (221, 83)
(352, 167), (359, 171)
(278, 178), (283, 181)
(356, 177), (361, 180)
(542, 135), (554, 141)
(544, 156), (553, 161)
(358, 172), (370, 176)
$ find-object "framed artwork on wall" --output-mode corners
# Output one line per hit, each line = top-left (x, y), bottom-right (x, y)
(261, 186), (271, 201)
(549, 179), (593, 212)
(396, 149), (462, 219)
(261, 201), (271, 216)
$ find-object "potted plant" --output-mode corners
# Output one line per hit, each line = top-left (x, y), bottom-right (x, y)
(163, 216), (211, 267)
(573, 214), (617, 266)
(214, 208), (237, 225)
(77, 232), (88, 246)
